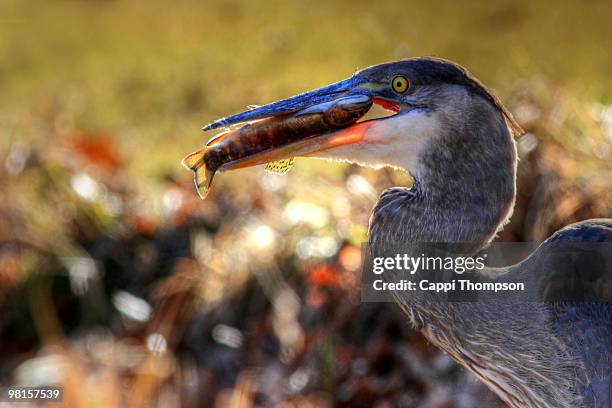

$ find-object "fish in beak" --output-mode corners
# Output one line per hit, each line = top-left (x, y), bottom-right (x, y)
(183, 75), (399, 199)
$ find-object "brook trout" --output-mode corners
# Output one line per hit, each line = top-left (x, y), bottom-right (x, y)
(183, 95), (373, 198)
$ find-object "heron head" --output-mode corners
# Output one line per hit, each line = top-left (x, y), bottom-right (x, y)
(203, 57), (522, 176)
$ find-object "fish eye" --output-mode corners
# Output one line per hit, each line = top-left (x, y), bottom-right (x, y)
(391, 76), (409, 94)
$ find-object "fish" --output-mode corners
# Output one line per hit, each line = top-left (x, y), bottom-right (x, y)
(182, 95), (373, 199)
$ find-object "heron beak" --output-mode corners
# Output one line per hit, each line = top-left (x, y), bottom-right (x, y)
(203, 76), (364, 131)
(202, 76), (399, 170)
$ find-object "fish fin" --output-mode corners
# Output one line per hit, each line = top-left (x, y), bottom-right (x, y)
(264, 158), (295, 175)
(205, 129), (232, 147)
(182, 148), (205, 169)
(247, 104), (261, 110)
(181, 148), (215, 199)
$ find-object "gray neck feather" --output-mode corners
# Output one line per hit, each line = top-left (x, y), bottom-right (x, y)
(368, 94), (579, 407)
(369, 93), (517, 254)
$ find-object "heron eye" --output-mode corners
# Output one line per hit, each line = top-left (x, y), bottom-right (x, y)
(391, 76), (409, 94)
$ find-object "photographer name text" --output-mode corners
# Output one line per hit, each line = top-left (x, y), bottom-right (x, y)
(372, 279), (525, 293)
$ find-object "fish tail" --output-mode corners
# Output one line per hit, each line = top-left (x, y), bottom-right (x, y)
(181, 148), (215, 199)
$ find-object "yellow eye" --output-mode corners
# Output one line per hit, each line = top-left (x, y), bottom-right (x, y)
(391, 75), (409, 93)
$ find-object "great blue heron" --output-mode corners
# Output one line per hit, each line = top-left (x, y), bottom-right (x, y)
(197, 58), (612, 407)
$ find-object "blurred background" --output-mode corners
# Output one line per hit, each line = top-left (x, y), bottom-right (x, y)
(1, 0), (611, 407)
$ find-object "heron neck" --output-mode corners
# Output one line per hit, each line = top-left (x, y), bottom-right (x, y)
(370, 107), (517, 255)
